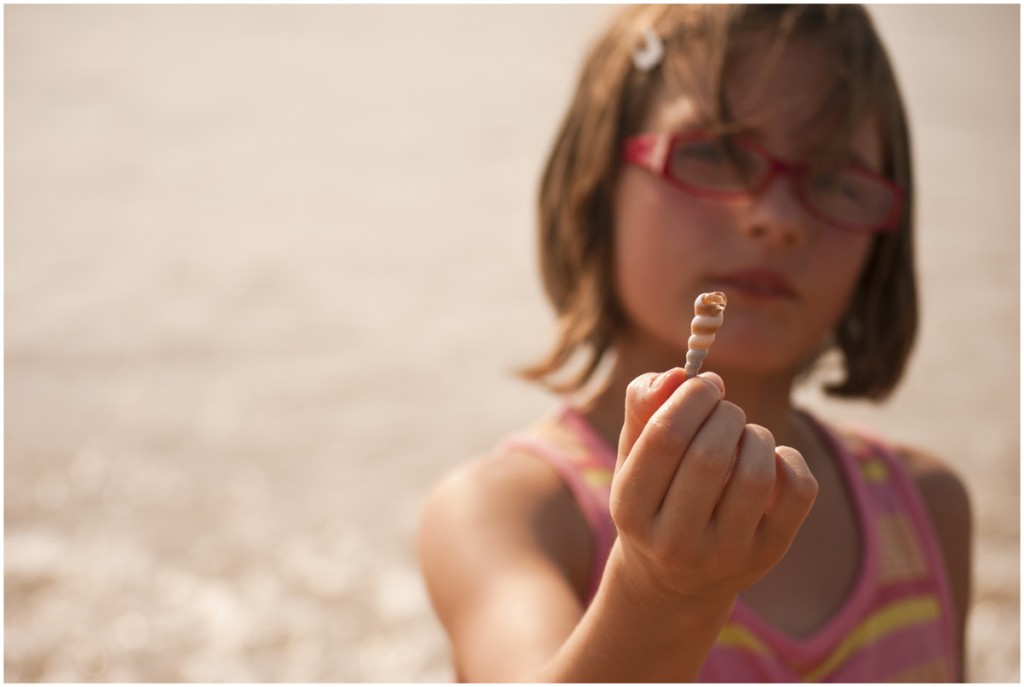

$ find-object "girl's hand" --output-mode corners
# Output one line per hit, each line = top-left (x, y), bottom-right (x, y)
(609, 368), (818, 606)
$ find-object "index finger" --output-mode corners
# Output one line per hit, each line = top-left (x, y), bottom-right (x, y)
(617, 370), (726, 472)
(613, 373), (725, 522)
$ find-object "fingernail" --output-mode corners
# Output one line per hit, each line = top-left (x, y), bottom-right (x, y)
(697, 371), (726, 396)
(649, 370), (671, 389)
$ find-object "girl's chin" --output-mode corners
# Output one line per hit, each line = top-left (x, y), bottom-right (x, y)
(704, 339), (818, 377)
(618, 320), (818, 375)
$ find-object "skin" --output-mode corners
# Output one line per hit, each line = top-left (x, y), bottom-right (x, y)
(419, 33), (972, 682)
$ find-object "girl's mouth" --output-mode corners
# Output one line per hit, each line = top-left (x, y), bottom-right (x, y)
(714, 269), (799, 300)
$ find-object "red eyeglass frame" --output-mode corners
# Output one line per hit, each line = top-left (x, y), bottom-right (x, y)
(621, 131), (905, 234)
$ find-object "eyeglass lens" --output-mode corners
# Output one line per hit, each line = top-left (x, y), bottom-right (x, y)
(668, 138), (896, 230)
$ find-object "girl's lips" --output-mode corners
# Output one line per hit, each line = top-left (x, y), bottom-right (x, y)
(714, 270), (799, 300)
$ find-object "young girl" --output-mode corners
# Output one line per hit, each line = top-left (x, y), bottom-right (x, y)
(419, 5), (971, 682)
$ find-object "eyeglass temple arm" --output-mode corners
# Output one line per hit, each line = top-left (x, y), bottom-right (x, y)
(622, 134), (670, 173)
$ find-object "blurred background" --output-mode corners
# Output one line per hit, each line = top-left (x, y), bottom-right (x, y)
(4, 5), (1018, 681)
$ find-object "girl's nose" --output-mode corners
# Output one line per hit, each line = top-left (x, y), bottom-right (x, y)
(740, 177), (807, 247)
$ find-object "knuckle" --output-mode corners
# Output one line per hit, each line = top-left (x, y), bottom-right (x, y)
(624, 398), (649, 437)
(718, 400), (746, 427)
(743, 423), (775, 446)
(609, 493), (638, 533)
(644, 413), (688, 451)
(686, 443), (731, 481)
(624, 376), (657, 425)
(737, 453), (776, 490)
(704, 543), (743, 575)
(777, 446), (820, 502)
(690, 376), (723, 403)
(653, 536), (703, 569)
(792, 470), (820, 502)
(626, 373), (657, 401)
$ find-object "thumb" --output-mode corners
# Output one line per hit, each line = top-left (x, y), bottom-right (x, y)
(616, 368), (692, 473)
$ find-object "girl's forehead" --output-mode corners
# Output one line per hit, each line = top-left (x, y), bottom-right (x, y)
(725, 35), (842, 136)
(649, 33), (852, 145)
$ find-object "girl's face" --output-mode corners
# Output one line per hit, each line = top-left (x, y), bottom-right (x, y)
(612, 35), (882, 377)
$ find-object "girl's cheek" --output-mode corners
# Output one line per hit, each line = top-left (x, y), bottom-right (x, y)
(821, 234), (874, 286)
(617, 170), (737, 240)
(803, 236), (874, 332)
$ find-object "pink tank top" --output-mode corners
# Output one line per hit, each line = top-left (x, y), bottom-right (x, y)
(499, 404), (959, 682)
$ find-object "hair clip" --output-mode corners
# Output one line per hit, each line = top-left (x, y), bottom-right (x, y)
(632, 28), (665, 73)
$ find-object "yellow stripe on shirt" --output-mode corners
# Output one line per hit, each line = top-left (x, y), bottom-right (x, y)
(860, 459), (890, 483)
(581, 467), (612, 488)
(801, 595), (941, 682)
(716, 623), (773, 657)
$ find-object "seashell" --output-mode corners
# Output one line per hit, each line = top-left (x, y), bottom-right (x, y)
(684, 291), (727, 377)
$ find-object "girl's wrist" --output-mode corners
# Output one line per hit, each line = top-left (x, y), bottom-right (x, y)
(536, 542), (736, 682)
(545, 541), (736, 681)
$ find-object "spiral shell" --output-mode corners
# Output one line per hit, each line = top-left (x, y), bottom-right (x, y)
(684, 291), (727, 377)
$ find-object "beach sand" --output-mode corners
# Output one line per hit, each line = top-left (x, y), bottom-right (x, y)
(5, 5), (1019, 681)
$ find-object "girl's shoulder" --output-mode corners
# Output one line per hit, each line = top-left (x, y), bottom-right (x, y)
(835, 424), (970, 522)
(892, 444), (971, 518)
(417, 418), (596, 679)
(827, 421), (971, 553)
(824, 420), (970, 509)
(823, 420), (972, 670)
(418, 411), (596, 606)
(419, 424), (592, 553)
(424, 404), (602, 518)
(889, 442), (973, 676)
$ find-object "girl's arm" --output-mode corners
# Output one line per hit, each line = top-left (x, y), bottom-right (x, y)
(899, 447), (973, 680)
(418, 451), (737, 682)
(419, 370), (818, 681)
(417, 451), (594, 681)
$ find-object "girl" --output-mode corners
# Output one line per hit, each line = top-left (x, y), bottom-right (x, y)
(419, 5), (971, 682)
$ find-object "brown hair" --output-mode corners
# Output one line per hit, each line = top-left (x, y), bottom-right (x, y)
(521, 4), (916, 400)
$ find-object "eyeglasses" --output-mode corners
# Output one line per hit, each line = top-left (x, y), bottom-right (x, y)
(622, 131), (904, 234)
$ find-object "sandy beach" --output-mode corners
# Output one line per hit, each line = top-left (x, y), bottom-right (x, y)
(5, 5), (1019, 681)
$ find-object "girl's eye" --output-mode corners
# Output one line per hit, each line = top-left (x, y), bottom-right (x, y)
(670, 138), (764, 190)
(675, 140), (730, 165)
(810, 171), (866, 201)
